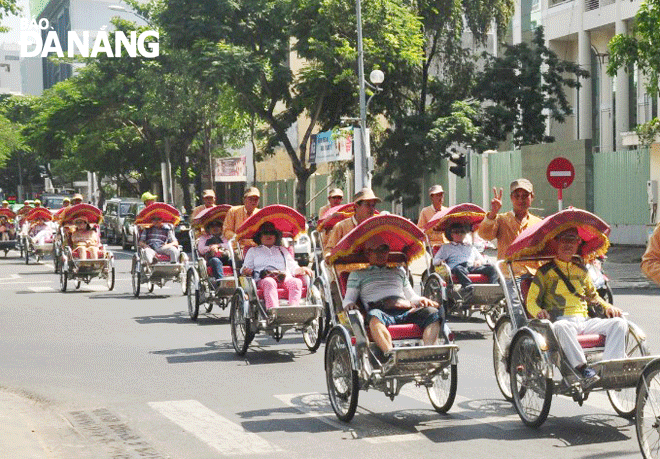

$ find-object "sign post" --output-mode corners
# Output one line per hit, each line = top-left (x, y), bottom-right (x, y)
(546, 157), (575, 211)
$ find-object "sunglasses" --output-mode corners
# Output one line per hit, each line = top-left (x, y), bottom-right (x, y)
(451, 228), (468, 234)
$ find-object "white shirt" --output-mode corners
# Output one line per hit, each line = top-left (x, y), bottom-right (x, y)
(433, 241), (485, 269)
(243, 244), (300, 276)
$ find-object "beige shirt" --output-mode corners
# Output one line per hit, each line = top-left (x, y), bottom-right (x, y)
(477, 210), (542, 275)
(642, 222), (660, 285)
(191, 204), (213, 219)
(318, 204), (331, 219)
(417, 205), (448, 247)
(222, 205), (259, 247)
(324, 216), (357, 260)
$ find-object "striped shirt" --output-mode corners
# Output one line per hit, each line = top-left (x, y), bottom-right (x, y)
(343, 265), (420, 310)
(139, 224), (175, 249)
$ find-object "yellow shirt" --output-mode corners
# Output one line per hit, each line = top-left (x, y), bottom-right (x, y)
(526, 259), (610, 319)
(222, 205), (259, 247)
(642, 222), (660, 285)
(417, 205), (448, 247)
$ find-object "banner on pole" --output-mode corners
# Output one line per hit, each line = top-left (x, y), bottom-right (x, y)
(215, 157), (247, 182)
(310, 128), (353, 164)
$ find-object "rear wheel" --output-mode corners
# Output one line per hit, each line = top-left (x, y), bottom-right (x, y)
(422, 275), (444, 305)
(427, 364), (458, 413)
(636, 358), (660, 459)
(59, 270), (67, 292)
(493, 315), (514, 401)
(230, 291), (254, 356)
(510, 330), (553, 427)
(325, 328), (359, 422)
(24, 246), (29, 264)
(75, 279), (81, 290)
(485, 300), (505, 330)
(132, 261), (141, 297)
(608, 326), (650, 418)
(302, 284), (323, 352)
(187, 270), (200, 321)
(148, 282), (155, 293)
(121, 232), (130, 250)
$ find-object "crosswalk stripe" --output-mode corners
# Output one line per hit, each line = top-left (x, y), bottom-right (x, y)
(149, 400), (282, 455)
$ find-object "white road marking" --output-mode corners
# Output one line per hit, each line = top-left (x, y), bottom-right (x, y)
(149, 400), (282, 455)
(364, 433), (424, 444)
(28, 286), (56, 292)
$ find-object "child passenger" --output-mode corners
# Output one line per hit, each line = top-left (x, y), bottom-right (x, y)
(433, 221), (498, 300)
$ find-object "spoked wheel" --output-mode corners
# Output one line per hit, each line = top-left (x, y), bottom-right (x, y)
(148, 282), (155, 293)
(59, 270), (67, 292)
(636, 358), (660, 459)
(107, 267), (115, 291)
(24, 247), (29, 264)
(608, 326), (650, 418)
(485, 300), (505, 330)
(313, 278), (331, 340)
(187, 270), (200, 321)
(493, 315), (515, 401)
(510, 330), (553, 427)
(75, 279), (81, 290)
(53, 253), (60, 273)
(132, 262), (141, 297)
(302, 284), (323, 352)
(325, 327), (359, 422)
(230, 290), (254, 356)
(180, 270), (188, 296)
(427, 364), (458, 413)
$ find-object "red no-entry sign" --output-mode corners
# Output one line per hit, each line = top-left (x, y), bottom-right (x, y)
(546, 157), (575, 189)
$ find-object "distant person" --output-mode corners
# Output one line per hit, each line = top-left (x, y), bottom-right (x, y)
(141, 191), (157, 207)
(324, 188), (380, 260)
(223, 187), (260, 247)
(417, 185), (448, 248)
(191, 189), (216, 219)
(318, 188), (344, 219)
(71, 194), (84, 206)
(1, 200), (9, 209)
(642, 221), (660, 285)
(197, 220), (230, 281)
(0, 215), (14, 241)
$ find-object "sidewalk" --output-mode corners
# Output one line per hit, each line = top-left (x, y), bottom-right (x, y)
(602, 245), (653, 290)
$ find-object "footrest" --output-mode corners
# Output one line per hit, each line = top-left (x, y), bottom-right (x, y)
(267, 305), (322, 325)
(465, 284), (504, 305)
(383, 344), (458, 377)
(593, 356), (658, 389)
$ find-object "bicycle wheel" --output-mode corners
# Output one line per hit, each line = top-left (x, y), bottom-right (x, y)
(493, 315), (514, 401)
(187, 269), (200, 321)
(636, 359), (660, 459)
(230, 290), (254, 356)
(427, 364), (457, 413)
(608, 325), (650, 418)
(510, 330), (553, 427)
(325, 327), (359, 422)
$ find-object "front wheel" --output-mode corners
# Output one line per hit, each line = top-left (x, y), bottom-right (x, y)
(230, 290), (254, 356)
(493, 315), (514, 401)
(636, 358), (660, 459)
(325, 327), (359, 422)
(132, 262), (141, 297)
(510, 330), (553, 427)
(427, 364), (458, 413)
(59, 270), (67, 292)
(608, 326), (650, 418)
(107, 267), (115, 291)
(422, 274), (444, 305)
(24, 246), (29, 264)
(187, 270), (200, 321)
(302, 284), (323, 352)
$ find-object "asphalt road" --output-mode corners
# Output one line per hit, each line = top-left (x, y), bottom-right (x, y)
(1, 246), (659, 459)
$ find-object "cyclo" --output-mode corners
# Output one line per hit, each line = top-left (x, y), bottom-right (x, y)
(22, 207), (56, 264)
(131, 203), (188, 297)
(324, 214), (458, 422)
(421, 203), (505, 329)
(491, 208), (654, 427)
(0, 207), (18, 257)
(229, 204), (324, 356)
(52, 205), (71, 273)
(185, 204), (235, 320)
(58, 203), (115, 292)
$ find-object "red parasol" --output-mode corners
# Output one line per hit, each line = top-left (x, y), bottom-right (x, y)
(236, 205), (306, 240)
(327, 215), (426, 265)
(0, 208), (16, 220)
(60, 204), (103, 225)
(135, 203), (181, 226)
(317, 203), (355, 231)
(505, 207), (610, 262)
(192, 204), (232, 229)
(24, 207), (53, 222)
(423, 203), (486, 233)
(53, 206), (69, 223)
(17, 205), (32, 217)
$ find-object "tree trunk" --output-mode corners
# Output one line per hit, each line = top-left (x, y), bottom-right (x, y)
(294, 168), (311, 216)
(97, 173), (106, 209)
(180, 157), (192, 214)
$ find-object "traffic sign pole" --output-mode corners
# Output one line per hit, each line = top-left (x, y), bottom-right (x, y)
(558, 188), (563, 211)
(546, 157), (575, 211)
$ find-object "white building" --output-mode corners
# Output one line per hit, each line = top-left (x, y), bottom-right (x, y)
(511, 0), (658, 151)
(0, 42), (23, 94)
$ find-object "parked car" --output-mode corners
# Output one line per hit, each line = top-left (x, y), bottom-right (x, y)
(40, 194), (70, 210)
(120, 201), (145, 250)
(102, 198), (142, 245)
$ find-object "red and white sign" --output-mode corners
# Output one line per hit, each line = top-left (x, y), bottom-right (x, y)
(546, 157), (575, 190)
(215, 157), (246, 182)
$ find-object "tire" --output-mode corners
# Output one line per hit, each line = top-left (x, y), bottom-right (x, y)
(427, 364), (458, 413)
(510, 330), (553, 427)
(75, 279), (81, 290)
(25, 246), (29, 264)
(485, 300), (505, 330)
(325, 328), (359, 422)
(422, 274), (444, 305)
(107, 267), (115, 291)
(148, 282), (155, 293)
(607, 326), (650, 418)
(132, 262), (141, 297)
(313, 278), (332, 340)
(121, 232), (130, 250)
(53, 252), (60, 273)
(302, 283), (323, 352)
(493, 315), (514, 401)
(187, 270), (200, 321)
(599, 284), (614, 305)
(230, 290), (254, 356)
(59, 270), (67, 292)
(636, 358), (660, 459)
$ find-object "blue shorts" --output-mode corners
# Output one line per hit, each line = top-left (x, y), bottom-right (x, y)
(367, 305), (442, 330)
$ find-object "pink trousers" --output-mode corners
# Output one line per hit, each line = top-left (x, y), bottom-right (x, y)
(257, 276), (303, 309)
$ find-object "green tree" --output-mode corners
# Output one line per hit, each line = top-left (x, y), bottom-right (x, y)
(608, 0), (660, 145)
(160, 0), (424, 214)
(0, 0), (20, 33)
